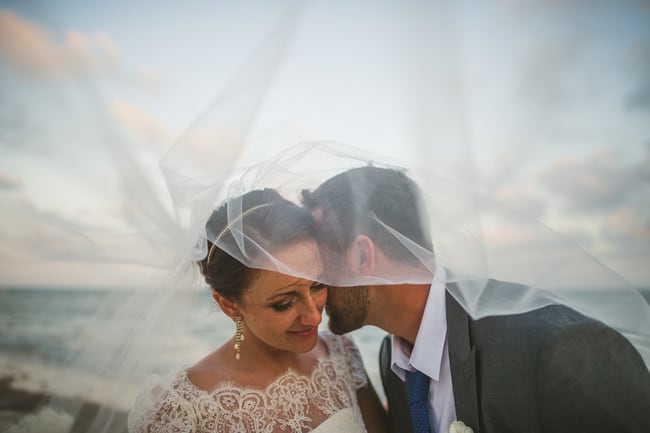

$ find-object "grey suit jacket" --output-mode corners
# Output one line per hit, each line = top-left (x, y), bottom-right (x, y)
(379, 281), (650, 433)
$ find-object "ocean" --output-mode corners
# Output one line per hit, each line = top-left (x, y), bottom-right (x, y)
(1, 287), (649, 412)
(0, 287), (388, 410)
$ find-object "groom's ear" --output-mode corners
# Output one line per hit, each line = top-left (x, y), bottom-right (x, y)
(345, 234), (376, 275)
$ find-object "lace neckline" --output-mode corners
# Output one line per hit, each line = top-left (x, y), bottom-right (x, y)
(179, 331), (337, 396)
(128, 331), (369, 433)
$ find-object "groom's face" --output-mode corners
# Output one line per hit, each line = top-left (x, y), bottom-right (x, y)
(309, 205), (370, 334)
(316, 244), (370, 334)
(325, 285), (369, 335)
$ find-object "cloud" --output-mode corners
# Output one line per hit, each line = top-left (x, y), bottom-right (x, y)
(0, 198), (104, 261)
(0, 198), (161, 287)
(0, 101), (46, 150)
(0, 196), (173, 268)
(624, 42), (650, 112)
(626, 85), (650, 111)
(531, 147), (650, 274)
(132, 66), (165, 93)
(477, 213), (616, 287)
(602, 208), (650, 249)
(111, 100), (172, 153)
(537, 148), (645, 212)
(481, 1), (650, 152)
(641, 142), (650, 180)
(0, 10), (163, 91)
(0, 10), (120, 78)
(0, 171), (20, 190)
(479, 151), (549, 218)
(493, 186), (548, 218)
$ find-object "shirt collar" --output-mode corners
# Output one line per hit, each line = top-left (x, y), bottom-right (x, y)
(391, 266), (447, 381)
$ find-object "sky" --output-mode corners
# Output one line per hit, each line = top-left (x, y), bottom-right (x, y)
(0, 0), (649, 288)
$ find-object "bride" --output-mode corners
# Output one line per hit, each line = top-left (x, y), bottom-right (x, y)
(128, 188), (388, 433)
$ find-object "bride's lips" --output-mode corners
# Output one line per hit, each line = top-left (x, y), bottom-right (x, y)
(289, 326), (317, 338)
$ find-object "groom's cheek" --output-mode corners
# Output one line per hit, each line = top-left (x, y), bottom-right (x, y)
(326, 286), (344, 307)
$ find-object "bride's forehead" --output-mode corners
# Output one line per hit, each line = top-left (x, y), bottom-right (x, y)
(257, 270), (305, 286)
(274, 239), (320, 258)
(246, 271), (312, 298)
(269, 240), (323, 271)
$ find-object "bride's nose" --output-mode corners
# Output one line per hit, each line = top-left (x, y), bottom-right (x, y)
(298, 296), (322, 326)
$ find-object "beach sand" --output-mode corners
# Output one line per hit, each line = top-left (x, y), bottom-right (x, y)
(0, 355), (130, 433)
(0, 376), (44, 431)
(0, 377), (129, 432)
(0, 376), (129, 433)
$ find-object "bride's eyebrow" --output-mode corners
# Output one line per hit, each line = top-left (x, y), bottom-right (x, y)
(266, 290), (298, 301)
(266, 278), (322, 301)
(266, 278), (311, 300)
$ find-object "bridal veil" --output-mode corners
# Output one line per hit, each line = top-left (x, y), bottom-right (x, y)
(2, 1), (649, 432)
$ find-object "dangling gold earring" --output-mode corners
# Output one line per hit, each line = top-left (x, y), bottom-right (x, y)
(234, 315), (245, 360)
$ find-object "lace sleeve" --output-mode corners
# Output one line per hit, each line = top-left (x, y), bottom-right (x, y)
(339, 334), (369, 390)
(128, 371), (196, 433)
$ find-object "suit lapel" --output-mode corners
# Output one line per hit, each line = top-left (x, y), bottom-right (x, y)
(379, 335), (415, 433)
(446, 287), (481, 433)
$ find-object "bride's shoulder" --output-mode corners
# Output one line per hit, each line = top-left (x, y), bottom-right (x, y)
(185, 348), (235, 392)
(128, 368), (194, 432)
(317, 331), (368, 389)
(318, 330), (360, 356)
(134, 367), (191, 400)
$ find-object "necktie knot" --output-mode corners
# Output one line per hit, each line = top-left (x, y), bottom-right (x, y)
(406, 369), (430, 402)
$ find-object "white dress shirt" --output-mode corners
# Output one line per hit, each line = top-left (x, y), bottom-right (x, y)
(390, 266), (456, 433)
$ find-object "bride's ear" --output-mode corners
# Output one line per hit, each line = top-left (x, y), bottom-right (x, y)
(212, 291), (239, 319)
(345, 234), (376, 275)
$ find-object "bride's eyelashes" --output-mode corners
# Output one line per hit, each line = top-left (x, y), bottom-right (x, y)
(271, 297), (295, 312)
(310, 282), (327, 292)
(270, 284), (326, 312)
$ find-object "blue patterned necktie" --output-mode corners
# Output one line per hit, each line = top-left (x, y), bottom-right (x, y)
(406, 369), (431, 433)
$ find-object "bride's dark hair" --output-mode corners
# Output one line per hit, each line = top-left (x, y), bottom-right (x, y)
(198, 188), (316, 302)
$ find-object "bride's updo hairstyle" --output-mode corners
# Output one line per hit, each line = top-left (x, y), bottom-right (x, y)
(199, 188), (316, 302)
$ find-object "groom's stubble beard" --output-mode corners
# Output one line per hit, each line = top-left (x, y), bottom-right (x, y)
(326, 286), (370, 335)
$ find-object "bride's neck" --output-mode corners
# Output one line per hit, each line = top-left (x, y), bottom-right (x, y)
(234, 335), (322, 378)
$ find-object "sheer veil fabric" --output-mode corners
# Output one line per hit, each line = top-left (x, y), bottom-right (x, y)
(3, 1), (650, 432)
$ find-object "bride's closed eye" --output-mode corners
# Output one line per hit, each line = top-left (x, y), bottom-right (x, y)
(271, 297), (296, 312)
(310, 282), (327, 292)
(270, 284), (326, 312)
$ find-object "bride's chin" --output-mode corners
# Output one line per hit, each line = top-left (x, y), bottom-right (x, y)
(288, 331), (320, 353)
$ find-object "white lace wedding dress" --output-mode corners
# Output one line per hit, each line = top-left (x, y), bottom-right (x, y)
(128, 331), (369, 433)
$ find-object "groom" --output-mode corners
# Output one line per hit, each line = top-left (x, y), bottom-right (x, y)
(301, 166), (650, 433)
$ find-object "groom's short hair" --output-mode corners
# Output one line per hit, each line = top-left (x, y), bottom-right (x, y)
(301, 166), (433, 264)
